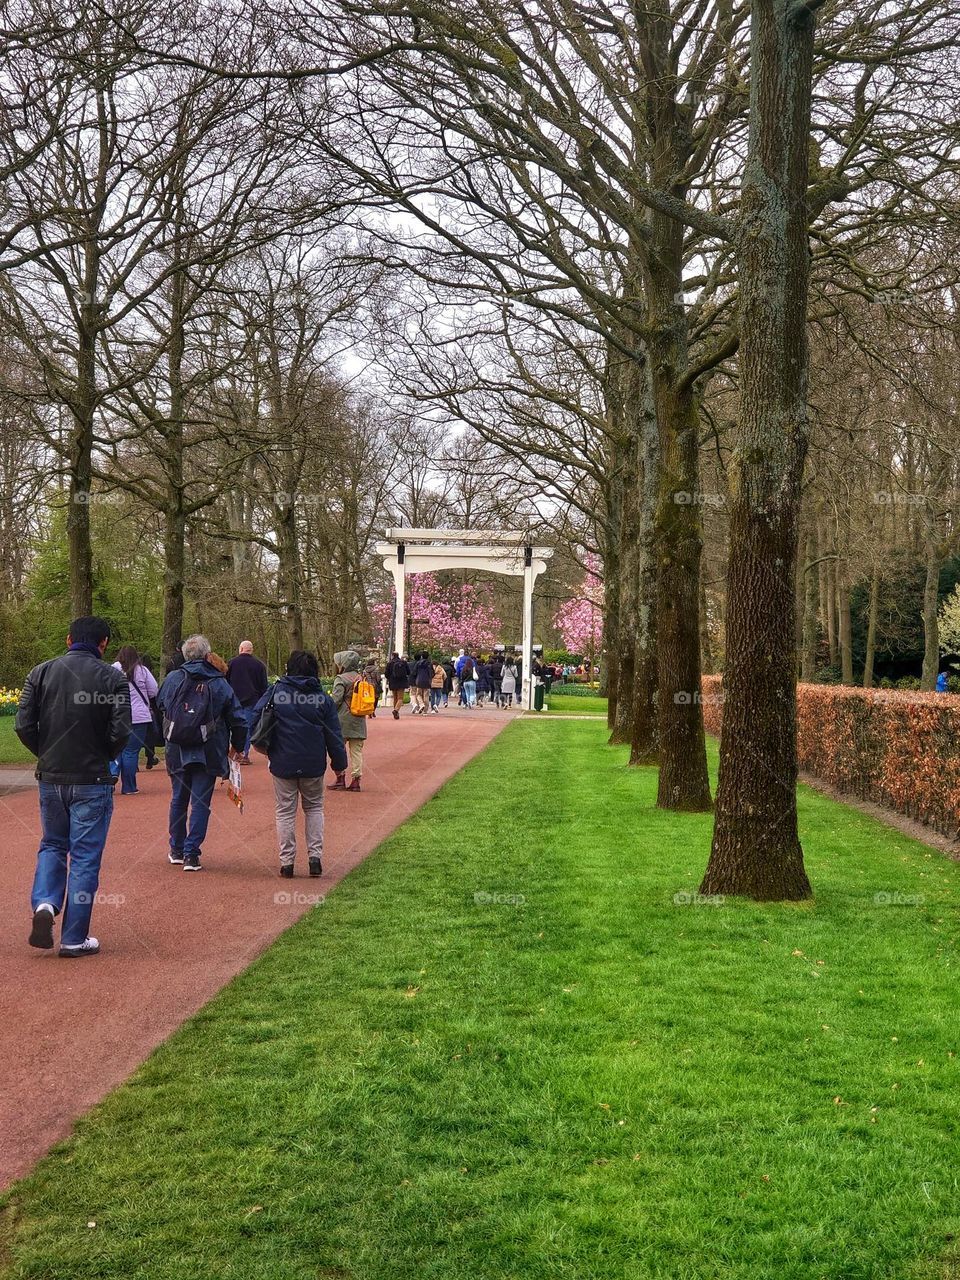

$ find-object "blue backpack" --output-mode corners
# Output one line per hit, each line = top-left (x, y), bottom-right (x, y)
(165, 674), (216, 747)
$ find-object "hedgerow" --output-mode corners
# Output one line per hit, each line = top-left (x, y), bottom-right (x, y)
(701, 674), (960, 840)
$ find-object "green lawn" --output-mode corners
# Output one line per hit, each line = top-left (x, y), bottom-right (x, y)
(0, 715), (33, 765)
(544, 692), (608, 715)
(3, 722), (960, 1279)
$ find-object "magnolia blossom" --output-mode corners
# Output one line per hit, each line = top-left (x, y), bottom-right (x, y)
(370, 573), (501, 651)
(553, 554), (603, 656)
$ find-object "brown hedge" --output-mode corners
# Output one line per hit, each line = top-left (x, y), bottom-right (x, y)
(701, 674), (960, 840)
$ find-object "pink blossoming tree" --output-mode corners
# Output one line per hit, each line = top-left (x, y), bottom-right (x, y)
(553, 554), (603, 665)
(371, 573), (502, 652)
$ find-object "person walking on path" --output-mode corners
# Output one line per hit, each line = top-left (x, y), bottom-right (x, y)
(139, 654), (162, 769)
(252, 650), (348, 878)
(328, 649), (368, 791)
(363, 656), (383, 717)
(226, 640), (268, 764)
(441, 657), (455, 707)
(385, 651), (410, 720)
(489, 653), (504, 708)
(460, 652), (478, 708)
(112, 645), (159, 795)
(412, 651), (433, 715)
(159, 634), (247, 871)
(16, 616), (132, 957)
(429, 657), (446, 712)
(501, 657), (518, 708)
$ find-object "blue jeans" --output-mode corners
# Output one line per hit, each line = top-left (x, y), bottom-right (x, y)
(119, 722), (147, 793)
(168, 765), (218, 857)
(462, 679), (477, 707)
(32, 783), (114, 946)
(240, 706), (259, 755)
(430, 688), (443, 709)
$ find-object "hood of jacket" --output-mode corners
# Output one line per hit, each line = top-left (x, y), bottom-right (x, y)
(334, 649), (361, 672)
(279, 674), (323, 694)
(179, 658), (223, 681)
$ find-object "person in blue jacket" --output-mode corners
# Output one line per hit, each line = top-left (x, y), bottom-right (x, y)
(936, 671), (949, 693)
(252, 649), (348, 878)
(158, 634), (247, 871)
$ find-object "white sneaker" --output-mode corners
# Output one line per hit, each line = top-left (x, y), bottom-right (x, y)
(59, 936), (100, 958)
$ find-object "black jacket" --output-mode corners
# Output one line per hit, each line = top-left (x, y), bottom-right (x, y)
(226, 652), (269, 708)
(252, 675), (348, 779)
(16, 648), (132, 785)
(413, 657), (433, 689)
(386, 658), (411, 691)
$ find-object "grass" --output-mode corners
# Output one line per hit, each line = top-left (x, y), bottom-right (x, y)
(544, 693), (608, 715)
(3, 721), (960, 1279)
(0, 716), (34, 765)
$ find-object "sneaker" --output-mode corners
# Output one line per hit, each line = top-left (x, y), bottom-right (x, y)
(183, 854), (202, 872)
(29, 904), (55, 950)
(279, 864), (294, 878)
(392, 708), (400, 720)
(168, 850), (185, 865)
(59, 936), (100, 958)
(308, 857), (322, 877)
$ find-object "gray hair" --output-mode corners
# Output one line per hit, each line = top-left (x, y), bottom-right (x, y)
(181, 634), (212, 662)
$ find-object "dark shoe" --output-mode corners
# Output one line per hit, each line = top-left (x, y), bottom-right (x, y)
(121, 789), (140, 795)
(279, 865), (294, 878)
(145, 758), (158, 770)
(168, 850), (185, 865)
(308, 857), (322, 877)
(328, 772), (346, 791)
(59, 936), (100, 957)
(392, 709), (399, 720)
(347, 777), (361, 792)
(29, 905), (55, 950)
(183, 853), (202, 872)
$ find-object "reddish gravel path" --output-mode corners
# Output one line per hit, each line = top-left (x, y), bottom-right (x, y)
(0, 706), (516, 1189)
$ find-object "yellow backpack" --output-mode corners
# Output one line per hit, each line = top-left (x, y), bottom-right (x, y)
(350, 673), (377, 717)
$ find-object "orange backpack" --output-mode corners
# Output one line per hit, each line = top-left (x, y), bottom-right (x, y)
(350, 673), (377, 716)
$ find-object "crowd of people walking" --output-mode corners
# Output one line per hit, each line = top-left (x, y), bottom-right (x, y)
(382, 649), (522, 716)
(15, 617), (531, 958)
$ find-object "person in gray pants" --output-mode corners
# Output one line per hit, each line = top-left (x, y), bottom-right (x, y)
(251, 650), (348, 877)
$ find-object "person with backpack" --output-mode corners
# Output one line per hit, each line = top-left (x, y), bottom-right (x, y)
(412, 651), (433, 714)
(111, 645), (159, 795)
(328, 649), (372, 792)
(363, 656), (383, 717)
(158, 634), (248, 871)
(252, 650), (348, 878)
(460, 652), (478, 707)
(385, 651), (410, 720)
(16, 616), (132, 957)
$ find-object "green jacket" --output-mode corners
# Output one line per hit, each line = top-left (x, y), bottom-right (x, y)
(331, 650), (368, 741)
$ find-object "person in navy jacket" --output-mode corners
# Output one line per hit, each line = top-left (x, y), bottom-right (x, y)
(252, 650), (348, 878)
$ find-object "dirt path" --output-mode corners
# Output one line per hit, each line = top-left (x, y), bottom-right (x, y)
(0, 706), (516, 1189)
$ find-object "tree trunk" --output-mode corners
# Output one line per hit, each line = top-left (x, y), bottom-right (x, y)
(602, 459), (623, 733)
(629, 362), (660, 766)
(863, 562), (879, 688)
(838, 562), (853, 684)
(610, 435), (640, 746)
(701, 0), (819, 900)
(800, 529), (818, 681)
(920, 505), (941, 691)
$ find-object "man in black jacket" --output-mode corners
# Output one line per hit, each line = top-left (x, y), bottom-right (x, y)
(226, 640), (268, 764)
(15, 616), (131, 957)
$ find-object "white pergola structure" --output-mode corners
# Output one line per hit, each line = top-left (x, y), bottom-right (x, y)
(375, 528), (553, 711)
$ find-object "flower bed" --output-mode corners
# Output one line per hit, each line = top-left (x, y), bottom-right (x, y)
(0, 688), (20, 716)
(701, 675), (960, 840)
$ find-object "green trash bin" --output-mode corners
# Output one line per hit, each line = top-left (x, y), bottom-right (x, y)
(534, 683), (546, 712)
